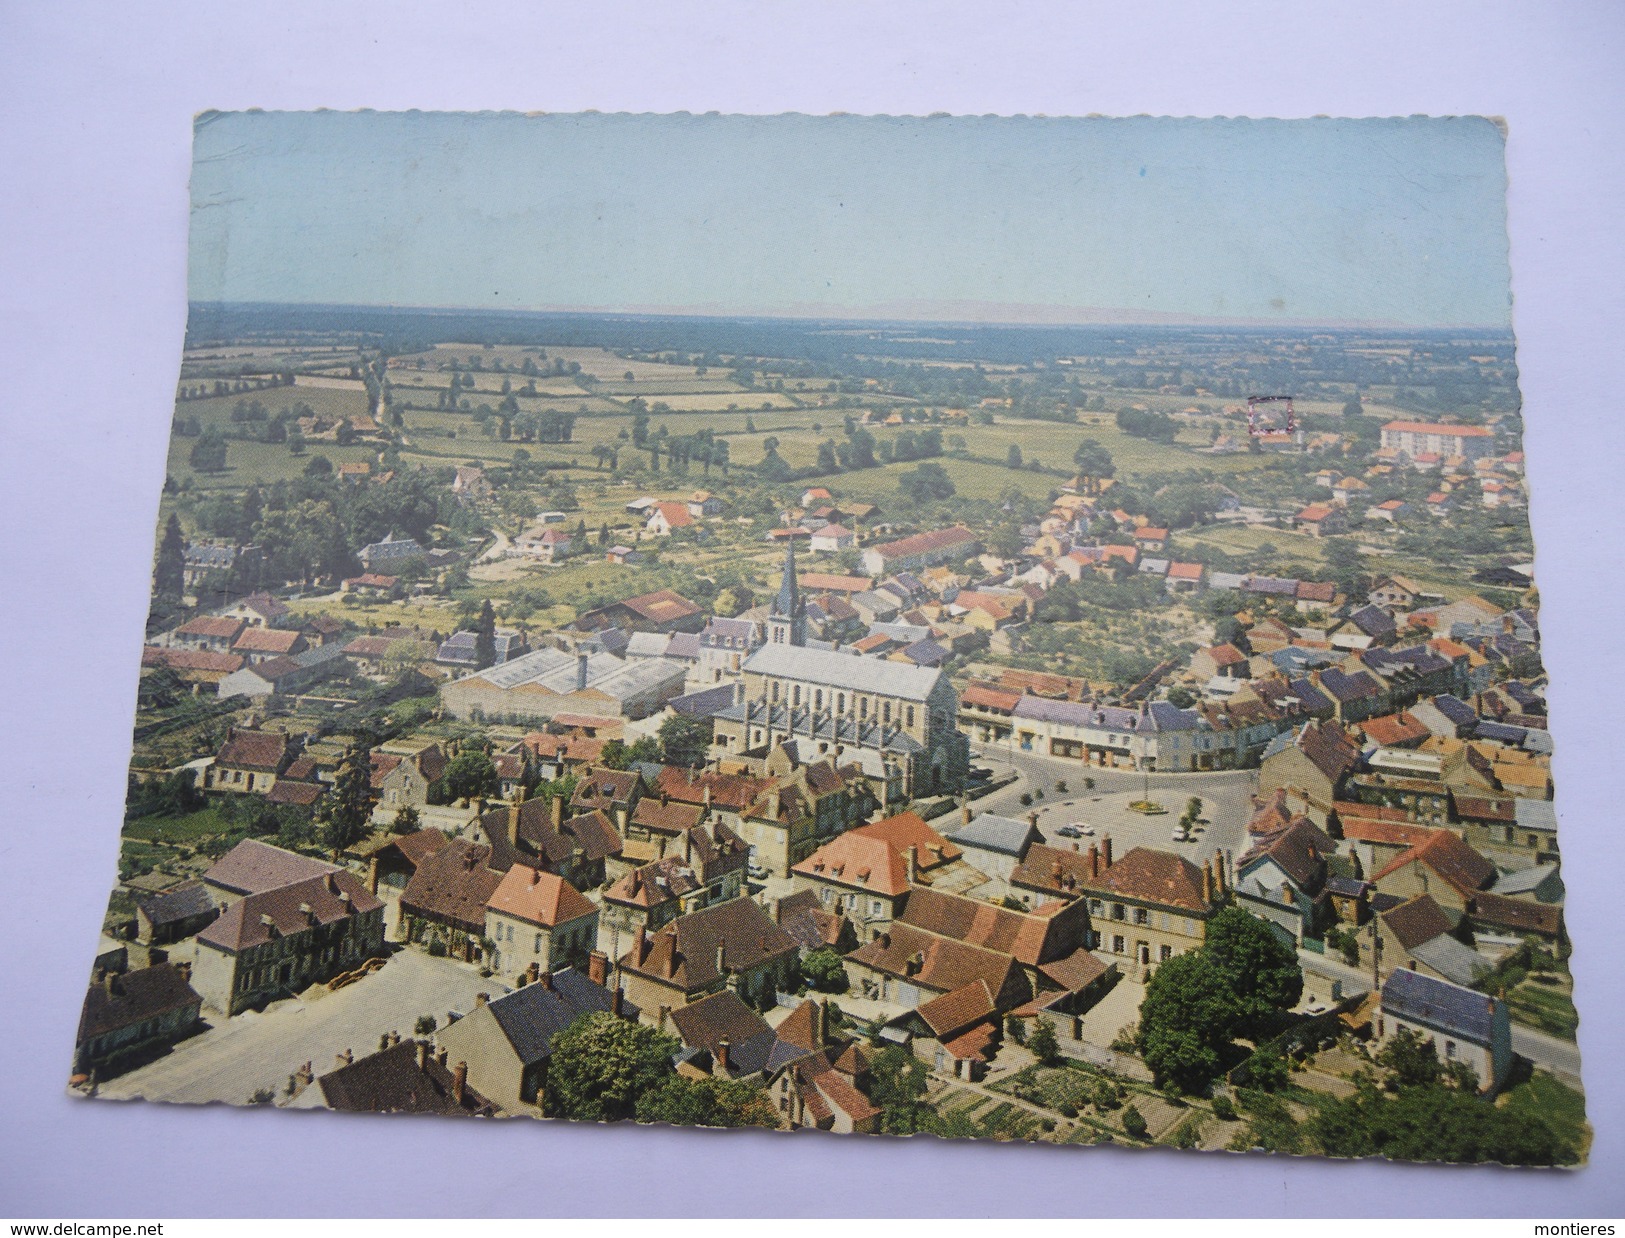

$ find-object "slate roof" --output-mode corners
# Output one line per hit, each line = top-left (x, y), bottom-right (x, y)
(199, 869), (381, 953)
(1382, 968), (1500, 1044)
(134, 879), (216, 929)
(202, 839), (337, 897)
(943, 812), (1037, 858)
(668, 990), (779, 1077)
(316, 1041), (497, 1117)
(77, 964), (201, 1044)
(482, 968), (638, 1067)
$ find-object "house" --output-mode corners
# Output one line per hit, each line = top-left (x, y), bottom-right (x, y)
(1366, 498), (1411, 524)
(370, 741), (450, 815)
(1377, 969), (1511, 1094)
(359, 827), (451, 895)
(801, 487), (834, 507)
(231, 626), (307, 664)
(341, 573), (402, 598)
(286, 1039), (498, 1117)
(170, 615), (247, 653)
(667, 989), (805, 1082)
(484, 865), (599, 985)
(772, 889), (860, 957)
(1165, 561), (1206, 593)
(1370, 830), (1498, 917)
(1363, 894), (1492, 988)
(140, 646), (246, 688)
(576, 588), (706, 635)
(1070, 839), (1224, 980)
(1294, 504), (1347, 538)
(809, 524), (856, 554)
(204, 727), (295, 796)
(357, 533), (426, 573)
(883, 981), (1003, 1081)
(199, 838), (338, 907)
(1233, 817), (1341, 945)
(646, 501), (697, 536)
(1131, 526), (1169, 553)
(939, 809), (1043, 889)
(514, 525), (573, 563)
(215, 591), (292, 629)
(790, 812), (967, 939)
(74, 964), (204, 1078)
(1370, 575), (1423, 611)
(859, 526), (978, 577)
(1330, 476), (1369, 506)
(433, 959), (637, 1115)
(476, 793), (625, 895)
(1190, 643), (1249, 682)
(688, 490), (724, 518)
(617, 897), (800, 1017)
(215, 643), (351, 699)
(452, 465), (492, 505)
(133, 880), (219, 946)
(191, 869), (385, 1015)
(435, 627), (528, 668)
(601, 822), (750, 941)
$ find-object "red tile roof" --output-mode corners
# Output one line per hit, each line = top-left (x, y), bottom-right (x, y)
(486, 864), (596, 928)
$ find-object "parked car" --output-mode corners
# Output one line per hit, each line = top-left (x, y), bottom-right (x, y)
(748, 862), (769, 880)
(1056, 824), (1085, 839)
(1171, 826), (1189, 843)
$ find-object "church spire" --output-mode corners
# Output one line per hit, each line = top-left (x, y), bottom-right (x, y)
(768, 540), (807, 646)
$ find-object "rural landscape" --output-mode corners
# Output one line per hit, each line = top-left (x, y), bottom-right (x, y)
(78, 301), (1584, 1165)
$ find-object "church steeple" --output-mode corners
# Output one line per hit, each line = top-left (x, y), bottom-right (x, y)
(768, 540), (807, 647)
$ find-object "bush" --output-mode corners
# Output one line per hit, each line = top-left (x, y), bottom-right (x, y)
(1121, 1104), (1149, 1140)
(1211, 1093), (1237, 1121)
(414, 1014), (437, 1035)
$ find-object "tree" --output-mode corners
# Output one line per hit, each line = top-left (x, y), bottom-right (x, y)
(189, 428), (229, 473)
(1203, 907), (1304, 1039)
(545, 1012), (678, 1122)
(801, 948), (849, 994)
(1310, 1078), (1576, 1165)
(867, 1044), (934, 1134)
(390, 804), (422, 836)
(1136, 950), (1244, 1093)
(1027, 1017), (1060, 1066)
(441, 749), (499, 802)
(898, 460), (956, 503)
(598, 739), (630, 770)
(317, 747), (373, 858)
(473, 599), (497, 670)
(1072, 438), (1116, 478)
(633, 1075), (779, 1129)
(1006, 444), (1023, 469)
(154, 512), (186, 599)
(1121, 1104), (1149, 1140)
(658, 714), (712, 768)
(1376, 1026), (1445, 1091)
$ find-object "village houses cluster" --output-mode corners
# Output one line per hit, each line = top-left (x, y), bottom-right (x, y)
(87, 413), (1561, 1136)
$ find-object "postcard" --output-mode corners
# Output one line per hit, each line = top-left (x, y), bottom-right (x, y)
(74, 110), (1584, 1166)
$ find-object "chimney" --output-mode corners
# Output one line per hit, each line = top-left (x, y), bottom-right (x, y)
(1102, 835), (1113, 867)
(1087, 844), (1099, 878)
(538, 968), (553, 992)
(530, 866), (541, 886)
(475, 992), (489, 1007)
(961, 801), (973, 826)
(508, 802), (520, 848)
(633, 925), (648, 965)
(1027, 810), (1039, 829)
(715, 942), (727, 977)
(658, 1004), (671, 1032)
(588, 950), (609, 988)
(905, 845), (919, 884)
(717, 1037), (732, 1072)
(335, 1049), (353, 1069)
(324, 871), (338, 895)
(1202, 865), (1213, 903)
(550, 793), (564, 830)
(611, 985), (625, 1018)
(417, 1041), (431, 1071)
(814, 998), (828, 1046)
(526, 960), (540, 983)
(576, 650), (590, 692)
(452, 1061), (468, 1105)
(437, 1047), (449, 1067)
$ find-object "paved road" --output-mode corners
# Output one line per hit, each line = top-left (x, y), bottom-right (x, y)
(1296, 949), (1584, 1082)
(98, 949), (503, 1106)
(969, 744), (1260, 868)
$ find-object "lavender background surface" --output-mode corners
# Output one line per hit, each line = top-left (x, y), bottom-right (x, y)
(2, 0), (1622, 1217)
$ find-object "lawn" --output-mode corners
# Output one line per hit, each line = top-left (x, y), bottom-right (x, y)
(122, 804), (238, 844)
(1505, 976), (1580, 1040)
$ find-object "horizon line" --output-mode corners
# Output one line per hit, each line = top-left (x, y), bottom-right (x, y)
(186, 297), (1511, 334)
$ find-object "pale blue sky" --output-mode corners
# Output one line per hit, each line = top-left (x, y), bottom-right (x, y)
(189, 111), (1513, 327)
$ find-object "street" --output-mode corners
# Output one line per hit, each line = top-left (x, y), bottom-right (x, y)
(96, 948), (505, 1106)
(968, 742), (1261, 869)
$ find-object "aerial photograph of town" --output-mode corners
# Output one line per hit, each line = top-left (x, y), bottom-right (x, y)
(72, 111), (1586, 1167)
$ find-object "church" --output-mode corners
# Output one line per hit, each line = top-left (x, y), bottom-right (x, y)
(709, 544), (970, 805)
